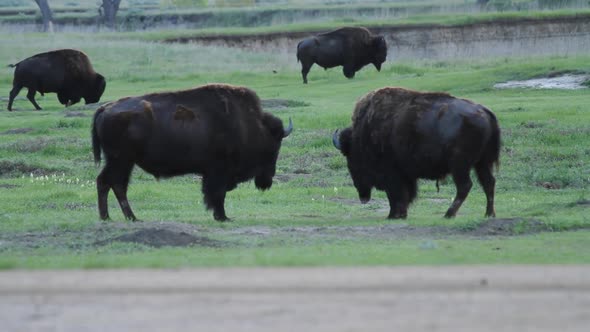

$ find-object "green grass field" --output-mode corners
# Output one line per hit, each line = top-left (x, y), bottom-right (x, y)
(0, 28), (589, 269)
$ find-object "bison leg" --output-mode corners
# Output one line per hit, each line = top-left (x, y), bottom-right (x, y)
(444, 167), (473, 218)
(342, 64), (356, 79)
(111, 163), (137, 221)
(7, 85), (23, 111)
(202, 174), (229, 222)
(26, 88), (42, 110)
(97, 159), (137, 221)
(386, 188), (408, 219)
(301, 61), (313, 84)
(96, 167), (112, 220)
(475, 162), (496, 218)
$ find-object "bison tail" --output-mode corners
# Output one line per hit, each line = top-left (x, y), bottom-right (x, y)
(296, 40), (307, 63)
(484, 107), (501, 171)
(7, 64), (16, 68)
(91, 107), (104, 166)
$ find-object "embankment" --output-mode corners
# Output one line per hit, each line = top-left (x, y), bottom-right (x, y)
(165, 16), (590, 60)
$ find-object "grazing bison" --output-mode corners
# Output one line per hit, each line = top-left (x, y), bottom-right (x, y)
(296, 27), (387, 84)
(92, 84), (293, 222)
(7, 49), (106, 111)
(333, 87), (500, 219)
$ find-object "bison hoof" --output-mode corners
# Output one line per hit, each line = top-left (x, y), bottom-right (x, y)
(214, 214), (231, 222)
(388, 213), (407, 219)
(444, 212), (456, 218)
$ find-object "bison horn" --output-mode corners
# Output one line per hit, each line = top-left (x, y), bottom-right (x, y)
(332, 129), (341, 150)
(283, 117), (293, 138)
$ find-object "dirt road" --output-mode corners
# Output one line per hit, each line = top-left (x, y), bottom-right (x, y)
(1, 266), (589, 332)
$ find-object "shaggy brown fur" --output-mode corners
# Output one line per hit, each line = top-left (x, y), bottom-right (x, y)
(7, 49), (106, 111)
(296, 26), (387, 83)
(335, 87), (500, 219)
(92, 84), (293, 222)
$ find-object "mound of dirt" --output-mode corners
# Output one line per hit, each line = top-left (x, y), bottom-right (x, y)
(467, 218), (546, 236)
(95, 228), (225, 248)
(0, 160), (59, 177)
(64, 111), (89, 117)
(570, 199), (590, 207)
(261, 99), (309, 110)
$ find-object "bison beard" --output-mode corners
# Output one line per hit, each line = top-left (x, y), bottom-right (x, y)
(333, 87), (501, 219)
(91, 84), (293, 222)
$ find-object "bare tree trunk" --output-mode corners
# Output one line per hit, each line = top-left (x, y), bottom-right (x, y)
(476, 0), (490, 10)
(34, 0), (54, 32)
(100, 0), (122, 29)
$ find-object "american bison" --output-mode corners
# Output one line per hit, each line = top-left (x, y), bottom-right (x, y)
(92, 84), (293, 222)
(7, 49), (106, 111)
(333, 87), (500, 219)
(296, 27), (387, 84)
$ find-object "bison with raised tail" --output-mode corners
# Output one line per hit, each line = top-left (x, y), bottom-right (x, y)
(296, 27), (387, 84)
(92, 84), (293, 222)
(333, 87), (500, 219)
(7, 49), (106, 111)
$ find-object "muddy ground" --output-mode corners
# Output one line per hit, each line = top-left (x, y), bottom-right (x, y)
(1, 217), (584, 253)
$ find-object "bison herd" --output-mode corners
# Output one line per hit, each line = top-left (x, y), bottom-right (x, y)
(5, 27), (501, 222)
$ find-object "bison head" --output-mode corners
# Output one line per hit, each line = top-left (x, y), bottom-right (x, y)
(84, 73), (106, 104)
(254, 116), (293, 191)
(371, 36), (387, 72)
(333, 128), (372, 203)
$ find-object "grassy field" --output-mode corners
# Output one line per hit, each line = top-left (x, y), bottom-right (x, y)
(0, 29), (589, 269)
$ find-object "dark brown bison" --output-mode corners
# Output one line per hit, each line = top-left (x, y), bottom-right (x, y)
(296, 27), (387, 84)
(333, 87), (500, 219)
(7, 49), (106, 111)
(92, 84), (292, 222)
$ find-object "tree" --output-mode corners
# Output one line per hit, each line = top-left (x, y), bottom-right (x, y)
(34, 0), (53, 32)
(476, 0), (490, 9)
(99, 0), (122, 29)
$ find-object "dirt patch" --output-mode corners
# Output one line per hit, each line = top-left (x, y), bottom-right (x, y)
(95, 228), (225, 248)
(570, 199), (590, 207)
(64, 202), (95, 211)
(261, 99), (310, 110)
(0, 128), (34, 135)
(537, 181), (562, 190)
(0, 160), (60, 177)
(0, 218), (583, 254)
(494, 74), (589, 90)
(3, 137), (52, 153)
(466, 218), (547, 236)
(64, 111), (89, 118)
